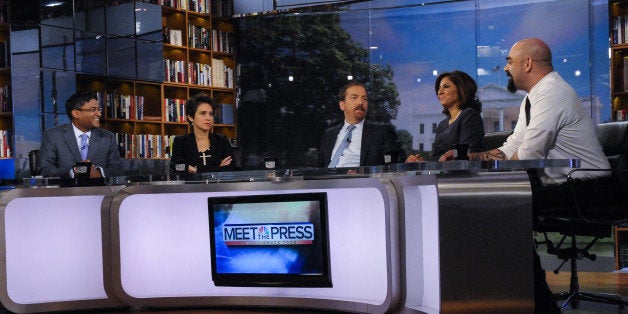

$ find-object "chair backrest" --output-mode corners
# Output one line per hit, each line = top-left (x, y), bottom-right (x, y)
(596, 121), (628, 158)
(596, 121), (628, 193)
(481, 131), (512, 151)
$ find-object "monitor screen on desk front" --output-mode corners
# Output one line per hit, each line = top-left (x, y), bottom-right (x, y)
(208, 192), (332, 287)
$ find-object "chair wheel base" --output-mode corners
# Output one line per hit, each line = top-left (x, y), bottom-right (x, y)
(555, 291), (628, 309)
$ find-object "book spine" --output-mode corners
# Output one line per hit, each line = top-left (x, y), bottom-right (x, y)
(0, 130), (5, 158)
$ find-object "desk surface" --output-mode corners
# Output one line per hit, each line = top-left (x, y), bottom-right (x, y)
(9, 159), (579, 188)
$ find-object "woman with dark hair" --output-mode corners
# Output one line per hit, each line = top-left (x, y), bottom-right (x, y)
(407, 70), (485, 162)
(170, 93), (234, 173)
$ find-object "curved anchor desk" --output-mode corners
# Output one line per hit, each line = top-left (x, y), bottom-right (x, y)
(0, 160), (576, 313)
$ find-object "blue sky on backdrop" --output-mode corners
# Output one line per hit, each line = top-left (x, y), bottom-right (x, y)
(338, 0), (610, 131)
(235, 0), (611, 130)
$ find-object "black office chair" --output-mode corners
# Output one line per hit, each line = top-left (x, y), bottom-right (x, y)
(535, 174), (628, 309)
(534, 167), (628, 309)
(533, 121), (628, 309)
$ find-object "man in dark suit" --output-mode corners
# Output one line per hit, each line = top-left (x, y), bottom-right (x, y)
(39, 91), (124, 178)
(319, 82), (404, 168)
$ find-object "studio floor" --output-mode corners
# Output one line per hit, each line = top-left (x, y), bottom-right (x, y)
(540, 238), (628, 313)
(547, 271), (628, 313)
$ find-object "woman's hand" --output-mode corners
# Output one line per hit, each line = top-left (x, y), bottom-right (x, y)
(220, 156), (233, 166)
(405, 154), (424, 163)
(188, 165), (197, 173)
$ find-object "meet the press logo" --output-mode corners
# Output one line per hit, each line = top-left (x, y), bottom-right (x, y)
(222, 222), (314, 246)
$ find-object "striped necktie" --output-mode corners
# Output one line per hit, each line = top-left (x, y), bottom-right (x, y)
(80, 133), (89, 160)
(328, 124), (356, 168)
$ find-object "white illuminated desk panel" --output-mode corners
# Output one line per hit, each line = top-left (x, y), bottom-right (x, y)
(0, 186), (125, 314)
(109, 178), (402, 313)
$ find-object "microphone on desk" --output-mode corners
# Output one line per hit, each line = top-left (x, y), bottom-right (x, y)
(171, 159), (188, 173)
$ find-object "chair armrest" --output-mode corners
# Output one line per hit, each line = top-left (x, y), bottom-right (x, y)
(566, 168), (620, 179)
(565, 168), (628, 222)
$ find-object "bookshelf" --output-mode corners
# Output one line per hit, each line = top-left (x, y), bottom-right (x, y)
(0, 0), (11, 159)
(611, 0), (628, 121)
(77, 0), (236, 159)
(615, 226), (628, 269)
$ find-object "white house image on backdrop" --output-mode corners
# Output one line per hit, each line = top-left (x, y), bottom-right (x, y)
(401, 83), (595, 153)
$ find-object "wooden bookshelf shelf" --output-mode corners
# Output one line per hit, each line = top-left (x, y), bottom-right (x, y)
(615, 226), (628, 270)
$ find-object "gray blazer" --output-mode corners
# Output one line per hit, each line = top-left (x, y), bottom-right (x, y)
(38, 123), (124, 178)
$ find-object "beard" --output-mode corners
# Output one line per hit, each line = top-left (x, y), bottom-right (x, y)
(506, 71), (517, 93)
(353, 107), (366, 120)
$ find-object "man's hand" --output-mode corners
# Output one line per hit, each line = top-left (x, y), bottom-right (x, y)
(439, 150), (455, 161)
(405, 154), (424, 163)
(469, 149), (507, 161)
(89, 165), (103, 178)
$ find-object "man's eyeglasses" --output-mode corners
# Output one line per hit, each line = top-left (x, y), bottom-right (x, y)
(76, 107), (102, 112)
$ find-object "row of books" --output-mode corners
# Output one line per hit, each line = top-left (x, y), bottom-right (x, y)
(164, 58), (233, 88)
(159, 0), (210, 14)
(212, 29), (234, 54)
(165, 26), (233, 54)
(0, 85), (10, 113)
(164, 59), (188, 84)
(0, 129), (11, 158)
(189, 62), (213, 86)
(166, 29), (184, 46)
(622, 56), (628, 93)
(105, 91), (146, 120)
(163, 99), (234, 124)
(211, 58), (234, 88)
(165, 59), (209, 85)
(159, 0), (233, 16)
(116, 133), (174, 159)
(188, 24), (211, 50)
(613, 15), (628, 45)
(164, 98), (187, 123)
(214, 103), (235, 124)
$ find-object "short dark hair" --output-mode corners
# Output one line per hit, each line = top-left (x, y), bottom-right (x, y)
(185, 92), (214, 124)
(338, 82), (366, 101)
(434, 70), (482, 116)
(66, 91), (98, 120)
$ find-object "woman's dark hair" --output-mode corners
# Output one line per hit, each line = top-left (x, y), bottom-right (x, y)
(65, 91), (98, 120)
(185, 92), (214, 124)
(434, 70), (482, 117)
